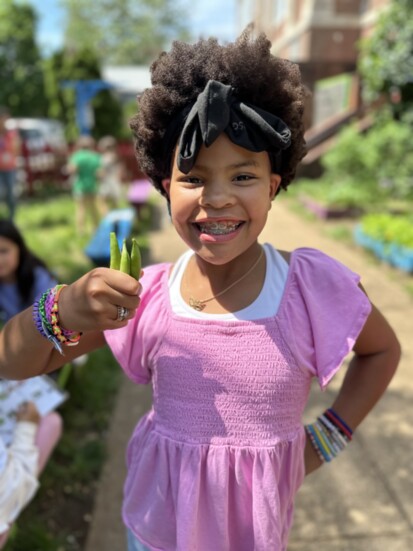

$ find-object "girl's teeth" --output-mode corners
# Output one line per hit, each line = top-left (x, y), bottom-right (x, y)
(198, 222), (240, 235)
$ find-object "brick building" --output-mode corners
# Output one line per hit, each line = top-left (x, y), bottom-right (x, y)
(238, 0), (391, 128)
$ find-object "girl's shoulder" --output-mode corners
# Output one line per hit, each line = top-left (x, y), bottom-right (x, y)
(139, 262), (172, 303)
(276, 246), (351, 275)
(141, 262), (171, 283)
(277, 247), (372, 390)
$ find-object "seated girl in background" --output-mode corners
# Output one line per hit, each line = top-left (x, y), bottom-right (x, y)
(0, 220), (62, 547)
(0, 219), (57, 325)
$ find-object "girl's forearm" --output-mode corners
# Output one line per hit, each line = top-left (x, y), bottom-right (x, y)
(0, 307), (55, 379)
(0, 306), (105, 380)
(330, 344), (400, 431)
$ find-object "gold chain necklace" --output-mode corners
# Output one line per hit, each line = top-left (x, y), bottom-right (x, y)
(188, 248), (264, 311)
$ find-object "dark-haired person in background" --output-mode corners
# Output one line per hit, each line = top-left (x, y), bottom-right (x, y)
(0, 220), (62, 547)
(0, 219), (56, 324)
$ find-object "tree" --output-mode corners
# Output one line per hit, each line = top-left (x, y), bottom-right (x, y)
(43, 47), (124, 142)
(358, 0), (413, 116)
(61, 0), (191, 65)
(0, 0), (47, 116)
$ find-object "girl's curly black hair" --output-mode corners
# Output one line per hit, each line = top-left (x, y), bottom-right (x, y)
(130, 27), (307, 199)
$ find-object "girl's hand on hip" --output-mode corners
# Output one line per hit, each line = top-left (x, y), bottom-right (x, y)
(57, 267), (142, 333)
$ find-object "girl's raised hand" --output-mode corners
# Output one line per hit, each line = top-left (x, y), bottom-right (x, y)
(57, 267), (142, 333)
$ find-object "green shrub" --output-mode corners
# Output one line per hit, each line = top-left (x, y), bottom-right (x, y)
(301, 116), (413, 208)
(361, 213), (413, 248)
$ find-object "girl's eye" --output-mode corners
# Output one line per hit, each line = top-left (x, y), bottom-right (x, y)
(234, 174), (255, 182)
(182, 176), (203, 185)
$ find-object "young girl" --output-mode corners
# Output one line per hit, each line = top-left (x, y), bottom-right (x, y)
(97, 135), (124, 214)
(67, 135), (101, 236)
(0, 402), (62, 549)
(0, 219), (57, 324)
(0, 30), (400, 551)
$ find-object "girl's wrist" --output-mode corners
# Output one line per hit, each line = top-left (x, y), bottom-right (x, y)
(32, 285), (82, 355)
(304, 434), (323, 475)
(56, 285), (75, 332)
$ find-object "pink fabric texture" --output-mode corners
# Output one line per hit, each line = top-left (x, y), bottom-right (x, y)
(104, 247), (372, 551)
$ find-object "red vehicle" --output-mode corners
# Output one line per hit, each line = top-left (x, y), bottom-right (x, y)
(5, 118), (69, 196)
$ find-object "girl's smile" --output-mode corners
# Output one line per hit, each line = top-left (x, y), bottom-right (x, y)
(193, 218), (245, 242)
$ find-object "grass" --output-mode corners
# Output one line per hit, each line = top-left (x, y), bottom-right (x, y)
(1, 188), (152, 551)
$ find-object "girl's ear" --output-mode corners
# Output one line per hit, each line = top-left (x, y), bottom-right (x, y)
(269, 174), (282, 201)
(162, 178), (171, 196)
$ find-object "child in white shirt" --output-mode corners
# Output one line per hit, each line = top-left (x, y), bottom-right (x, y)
(0, 402), (62, 548)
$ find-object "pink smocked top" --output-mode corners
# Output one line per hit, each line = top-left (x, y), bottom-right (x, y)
(104, 247), (371, 551)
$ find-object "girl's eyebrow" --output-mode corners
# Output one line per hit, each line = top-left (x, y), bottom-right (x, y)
(193, 160), (260, 171)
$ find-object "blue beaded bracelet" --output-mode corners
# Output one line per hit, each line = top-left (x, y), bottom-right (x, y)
(33, 292), (64, 355)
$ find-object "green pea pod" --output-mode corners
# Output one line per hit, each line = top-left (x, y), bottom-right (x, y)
(130, 238), (141, 280)
(120, 240), (131, 274)
(109, 232), (121, 270)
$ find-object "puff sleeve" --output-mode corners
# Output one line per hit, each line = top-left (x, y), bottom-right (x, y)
(104, 263), (170, 384)
(279, 248), (372, 389)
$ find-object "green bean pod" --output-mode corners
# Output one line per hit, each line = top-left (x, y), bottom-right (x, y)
(120, 240), (131, 274)
(130, 238), (141, 280)
(109, 232), (121, 270)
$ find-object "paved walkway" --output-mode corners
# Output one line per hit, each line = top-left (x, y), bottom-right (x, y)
(85, 198), (413, 551)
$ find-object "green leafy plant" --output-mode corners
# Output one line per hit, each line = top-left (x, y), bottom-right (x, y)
(361, 213), (413, 249)
(299, 116), (413, 209)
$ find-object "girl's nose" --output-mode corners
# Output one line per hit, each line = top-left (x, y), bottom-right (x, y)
(200, 181), (234, 209)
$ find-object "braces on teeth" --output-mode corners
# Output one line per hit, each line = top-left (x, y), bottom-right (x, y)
(198, 222), (240, 234)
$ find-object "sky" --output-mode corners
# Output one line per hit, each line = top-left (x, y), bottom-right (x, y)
(27, 0), (239, 57)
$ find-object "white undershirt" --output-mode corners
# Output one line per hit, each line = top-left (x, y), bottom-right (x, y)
(169, 243), (289, 320)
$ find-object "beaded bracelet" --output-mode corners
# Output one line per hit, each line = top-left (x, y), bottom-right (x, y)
(33, 285), (82, 354)
(33, 297), (64, 355)
(50, 285), (82, 346)
(325, 408), (353, 441)
(305, 408), (353, 463)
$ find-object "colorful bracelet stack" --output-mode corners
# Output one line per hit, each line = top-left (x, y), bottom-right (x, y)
(305, 408), (353, 463)
(33, 285), (82, 355)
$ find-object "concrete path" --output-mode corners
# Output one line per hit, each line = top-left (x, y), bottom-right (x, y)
(85, 197), (413, 551)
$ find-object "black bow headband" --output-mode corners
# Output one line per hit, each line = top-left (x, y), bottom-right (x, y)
(162, 80), (292, 175)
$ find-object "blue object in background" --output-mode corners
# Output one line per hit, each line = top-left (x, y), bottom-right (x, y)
(60, 80), (113, 135)
(354, 225), (413, 274)
(85, 208), (136, 266)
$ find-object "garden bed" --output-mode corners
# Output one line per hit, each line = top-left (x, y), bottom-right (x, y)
(354, 217), (413, 274)
(300, 195), (364, 219)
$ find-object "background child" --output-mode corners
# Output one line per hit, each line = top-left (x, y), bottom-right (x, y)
(0, 107), (20, 221)
(0, 219), (57, 325)
(0, 30), (401, 551)
(0, 401), (62, 549)
(97, 136), (123, 214)
(67, 135), (101, 236)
